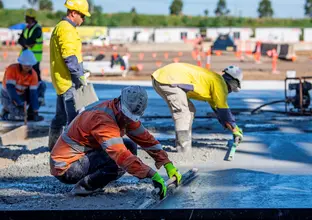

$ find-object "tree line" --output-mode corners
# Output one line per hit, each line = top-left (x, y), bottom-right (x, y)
(0, 0), (310, 18)
(0, 0), (311, 28)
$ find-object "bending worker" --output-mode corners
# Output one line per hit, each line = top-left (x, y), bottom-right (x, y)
(50, 86), (181, 198)
(152, 63), (244, 153)
(18, 8), (46, 107)
(0, 50), (43, 121)
(49, 0), (91, 150)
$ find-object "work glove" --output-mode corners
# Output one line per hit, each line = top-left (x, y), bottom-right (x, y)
(164, 162), (182, 185)
(232, 125), (243, 143)
(71, 74), (87, 90)
(151, 172), (167, 200)
(83, 69), (91, 78)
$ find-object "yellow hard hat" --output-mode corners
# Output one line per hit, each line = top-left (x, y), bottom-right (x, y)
(25, 8), (37, 18)
(64, 0), (91, 17)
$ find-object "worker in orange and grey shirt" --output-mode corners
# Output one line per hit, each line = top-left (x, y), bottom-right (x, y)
(50, 86), (182, 198)
(0, 49), (43, 121)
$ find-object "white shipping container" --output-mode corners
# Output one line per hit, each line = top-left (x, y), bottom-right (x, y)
(154, 28), (200, 43)
(255, 28), (301, 43)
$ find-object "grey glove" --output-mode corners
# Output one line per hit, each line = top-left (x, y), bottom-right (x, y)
(71, 74), (86, 90)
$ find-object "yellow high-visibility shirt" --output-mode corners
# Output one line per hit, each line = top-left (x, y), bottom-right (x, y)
(50, 20), (82, 95)
(152, 63), (229, 109)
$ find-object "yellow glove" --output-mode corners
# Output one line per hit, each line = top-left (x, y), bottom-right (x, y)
(233, 125), (243, 143)
(164, 162), (182, 185)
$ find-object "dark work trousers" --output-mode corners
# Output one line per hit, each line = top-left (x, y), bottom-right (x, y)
(56, 139), (138, 189)
(50, 87), (78, 130)
(33, 62), (46, 100)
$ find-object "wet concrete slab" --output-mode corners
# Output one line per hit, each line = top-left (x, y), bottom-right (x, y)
(1, 81), (312, 210)
(155, 169), (312, 209)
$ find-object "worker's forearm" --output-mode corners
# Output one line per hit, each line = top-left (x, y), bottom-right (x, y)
(217, 108), (236, 129)
(64, 55), (83, 76)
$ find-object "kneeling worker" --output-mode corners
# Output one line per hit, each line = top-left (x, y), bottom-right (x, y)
(152, 63), (244, 152)
(0, 50), (44, 121)
(50, 86), (181, 198)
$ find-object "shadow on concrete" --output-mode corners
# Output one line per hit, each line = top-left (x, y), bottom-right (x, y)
(0, 145), (48, 161)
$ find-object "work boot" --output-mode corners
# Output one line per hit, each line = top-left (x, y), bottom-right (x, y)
(48, 127), (64, 151)
(0, 109), (9, 120)
(176, 130), (192, 153)
(70, 176), (102, 196)
(28, 112), (44, 122)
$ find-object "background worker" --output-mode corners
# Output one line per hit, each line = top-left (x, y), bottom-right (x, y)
(110, 48), (126, 70)
(152, 63), (244, 153)
(50, 86), (182, 198)
(18, 8), (46, 107)
(48, 0), (91, 150)
(0, 50), (44, 122)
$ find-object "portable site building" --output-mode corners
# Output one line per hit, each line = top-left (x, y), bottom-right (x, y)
(303, 28), (312, 42)
(255, 28), (302, 43)
(154, 28), (200, 43)
(108, 27), (154, 43)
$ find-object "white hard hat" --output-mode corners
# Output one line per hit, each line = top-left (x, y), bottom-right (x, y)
(120, 86), (148, 122)
(18, 49), (37, 66)
(222, 65), (243, 91)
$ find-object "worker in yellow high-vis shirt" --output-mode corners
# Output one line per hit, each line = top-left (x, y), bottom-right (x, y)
(152, 63), (244, 153)
(48, 0), (91, 151)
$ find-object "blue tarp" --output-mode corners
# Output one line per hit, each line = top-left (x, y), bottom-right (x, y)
(212, 34), (236, 51)
(8, 23), (26, 30)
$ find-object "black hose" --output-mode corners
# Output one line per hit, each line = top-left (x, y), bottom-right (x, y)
(251, 100), (286, 114)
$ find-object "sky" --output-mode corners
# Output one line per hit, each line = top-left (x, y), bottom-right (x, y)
(2, 0), (306, 18)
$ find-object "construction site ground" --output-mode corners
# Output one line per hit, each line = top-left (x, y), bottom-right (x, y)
(0, 43), (312, 81)
(0, 43), (312, 211)
(0, 81), (312, 210)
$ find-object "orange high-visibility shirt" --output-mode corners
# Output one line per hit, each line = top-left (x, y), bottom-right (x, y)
(2, 63), (38, 95)
(50, 99), (171, 178)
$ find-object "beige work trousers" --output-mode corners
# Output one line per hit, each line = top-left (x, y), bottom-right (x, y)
(152, 78), (196, 152)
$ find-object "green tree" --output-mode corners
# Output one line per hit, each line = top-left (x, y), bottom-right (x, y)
(304, 0), (312, 17)
(204, 9), (209, 16)
(28, 0), (38, 7)
(88, 0), (94, 13)
(89, 5), (102, 25)
(258, 0), (273, 18)
(0, 1), (3, 9)
(94, 5), (102, 13)
(131, 7), (137, 14)
(169, 0), (183, 15)
(214, 0), (230, 16)
(39, 0), (53, 11)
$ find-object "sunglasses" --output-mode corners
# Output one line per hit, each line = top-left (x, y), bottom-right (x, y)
(79, 13), (85, 19)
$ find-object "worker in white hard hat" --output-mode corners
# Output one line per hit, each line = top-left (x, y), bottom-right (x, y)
(152, 63), (244, 153)
(18, 8), (46, 108)
(48, 0), (92, 151)
(0, 50), (44, 121)
(50, 86), (182, 198)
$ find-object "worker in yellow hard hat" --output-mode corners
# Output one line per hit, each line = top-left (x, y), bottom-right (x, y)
(48, 0), (91, 150)
(18, 8), (46, 108)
